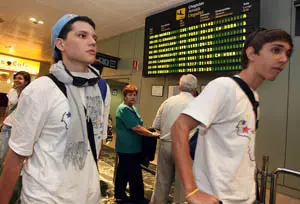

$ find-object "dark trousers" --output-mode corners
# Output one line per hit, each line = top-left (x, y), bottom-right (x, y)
(114, 152), (144, 201)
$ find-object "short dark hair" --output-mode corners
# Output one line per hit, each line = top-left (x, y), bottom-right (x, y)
(241, 29), (293, 69)
(14, 71), (31, 87)
(54, 16), (96, 62)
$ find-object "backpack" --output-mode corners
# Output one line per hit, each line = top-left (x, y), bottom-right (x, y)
(47, 74), (107, 166)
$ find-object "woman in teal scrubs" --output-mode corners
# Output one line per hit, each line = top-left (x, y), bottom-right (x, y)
(114, 85), (159, 204)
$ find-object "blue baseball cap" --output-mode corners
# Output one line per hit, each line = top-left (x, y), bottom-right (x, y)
(51, 14), (78, 60)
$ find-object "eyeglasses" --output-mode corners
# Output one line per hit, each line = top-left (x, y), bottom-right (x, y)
(64, 65), (100, 86)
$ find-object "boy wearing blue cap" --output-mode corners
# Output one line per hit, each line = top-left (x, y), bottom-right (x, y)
(0, 14), (110, 204)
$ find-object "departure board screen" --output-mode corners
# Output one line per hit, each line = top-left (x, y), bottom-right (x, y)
(143, 0), (260, 76)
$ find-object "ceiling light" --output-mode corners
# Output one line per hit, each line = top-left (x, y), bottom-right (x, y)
(29, 17), (36, 22)
(29, 17), (44, 25)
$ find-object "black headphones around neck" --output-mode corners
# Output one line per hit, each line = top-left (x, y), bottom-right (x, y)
(64, 64), (100, 87)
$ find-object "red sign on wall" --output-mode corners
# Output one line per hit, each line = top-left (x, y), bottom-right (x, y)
(132, 59), (139, 71)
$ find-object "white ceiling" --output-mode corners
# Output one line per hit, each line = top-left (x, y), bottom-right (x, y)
(0, 0), (185, 62)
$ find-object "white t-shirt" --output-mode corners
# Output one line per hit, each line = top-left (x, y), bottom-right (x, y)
(9, 76), (101, 204)
(7, 88), (18, 105)
(3, 88), (18, 126)
(152, 92), (194, 141)
(182, 77), (259, 204)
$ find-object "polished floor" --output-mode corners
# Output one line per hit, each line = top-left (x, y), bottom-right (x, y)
(98, 144), (174, 203)
(98, 144), (300, 204)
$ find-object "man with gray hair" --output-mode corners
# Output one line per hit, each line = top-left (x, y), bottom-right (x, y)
(151, 74), (198, 204)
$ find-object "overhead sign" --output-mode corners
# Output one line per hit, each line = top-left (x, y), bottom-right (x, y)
(0, 54), (40, 75)
(143, 0), (260, 76)
(96, 52), (120, 69)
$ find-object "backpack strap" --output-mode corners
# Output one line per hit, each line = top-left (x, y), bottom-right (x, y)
(85, 108), (98, 166)
(98, 78), (107, 103)
(231, 76), (259, 129)
(47, 74), (67, 98)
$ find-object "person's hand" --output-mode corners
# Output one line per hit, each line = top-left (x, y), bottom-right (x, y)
(186, 190), (219, 204)
(151, 131), (160, 137)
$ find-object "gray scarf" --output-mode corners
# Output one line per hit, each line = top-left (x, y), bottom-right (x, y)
(50, 61), (102, 170)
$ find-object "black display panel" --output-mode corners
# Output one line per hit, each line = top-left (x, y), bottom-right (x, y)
(143, 0), (260, 76)
(96, 52), (120, 69)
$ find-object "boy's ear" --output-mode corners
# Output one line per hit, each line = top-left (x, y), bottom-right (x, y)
(55, 38), (65, 52)
(245, 46), (256, 62)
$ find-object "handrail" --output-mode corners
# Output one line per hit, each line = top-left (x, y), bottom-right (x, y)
(272, 168), (300, 177)
(257, 155), (300, 204)
(269, 168), (300, 204)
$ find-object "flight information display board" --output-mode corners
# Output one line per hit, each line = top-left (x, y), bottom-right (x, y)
(143, 0), (260, 76)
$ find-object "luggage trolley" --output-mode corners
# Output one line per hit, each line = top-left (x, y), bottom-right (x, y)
(256, 156), (300, 204)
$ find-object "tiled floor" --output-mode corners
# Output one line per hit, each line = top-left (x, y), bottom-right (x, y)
(99, 144), (300, 204)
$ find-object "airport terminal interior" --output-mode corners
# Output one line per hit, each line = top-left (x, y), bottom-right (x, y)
(1, 0), (300, 203)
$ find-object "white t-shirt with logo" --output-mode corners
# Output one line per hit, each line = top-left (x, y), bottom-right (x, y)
(9, 76), (101, 204)
(182, 77), (258, 204)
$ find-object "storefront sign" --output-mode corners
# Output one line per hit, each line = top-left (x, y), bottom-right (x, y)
(0, 54), (40, 75)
